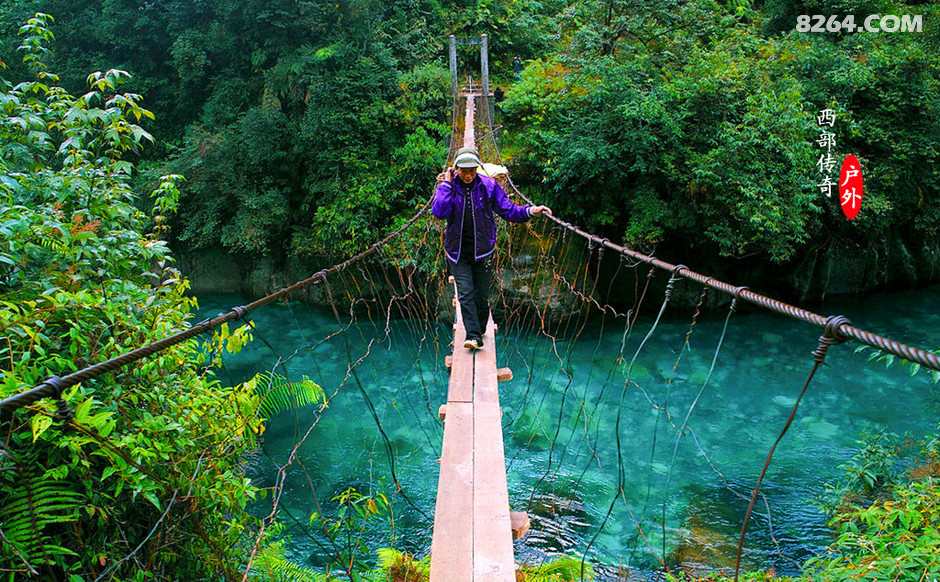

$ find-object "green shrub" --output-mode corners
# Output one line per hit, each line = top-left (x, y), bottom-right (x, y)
(807, 479), (940, 581)
(0, 14), (264, 579)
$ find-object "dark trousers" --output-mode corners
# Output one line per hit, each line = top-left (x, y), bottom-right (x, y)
(449, 254), (492, 341)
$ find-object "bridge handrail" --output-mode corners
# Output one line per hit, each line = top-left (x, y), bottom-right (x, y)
(0, 192), (436, 417)
(512, 185), (940, 373)
(471, 95), (940, 373)
(505, 173), (940, 371)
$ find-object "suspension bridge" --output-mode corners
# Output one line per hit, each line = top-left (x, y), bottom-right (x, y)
(3, 37), (940, 582)
(429, 84), (526, 582)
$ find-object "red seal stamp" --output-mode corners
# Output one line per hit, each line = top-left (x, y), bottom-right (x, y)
(838, 155), (863, 219)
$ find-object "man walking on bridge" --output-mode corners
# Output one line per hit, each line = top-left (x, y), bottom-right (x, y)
(433, 148), (551, 350)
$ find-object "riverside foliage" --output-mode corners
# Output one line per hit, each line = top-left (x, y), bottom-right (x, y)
(0, 0), (454, 260)
(1, 0), (936, 272)
(0, 15), (268, 580)
(500, 0), (940, 263)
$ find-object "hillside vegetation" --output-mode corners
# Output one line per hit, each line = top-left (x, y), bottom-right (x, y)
(1, 1), (939, 580)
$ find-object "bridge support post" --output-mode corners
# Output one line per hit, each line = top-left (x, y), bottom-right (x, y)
(449, 35), (458, 100)
(480, 34), (493, 123)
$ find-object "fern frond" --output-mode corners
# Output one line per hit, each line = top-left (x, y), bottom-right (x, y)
(375, 547), (430, 581)
(522, 555), (594, 581)
(376, 547), (402, 570)
(255, 372), (326, 419)
(250, 538), (328, 582)
(0, 463), (83, 567)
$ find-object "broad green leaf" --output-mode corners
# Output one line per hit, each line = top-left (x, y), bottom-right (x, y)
(31, 413), (53, 442)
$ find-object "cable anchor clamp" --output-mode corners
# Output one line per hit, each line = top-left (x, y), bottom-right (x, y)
(42, 376), (72, 427)
(813, 315), (852, 363)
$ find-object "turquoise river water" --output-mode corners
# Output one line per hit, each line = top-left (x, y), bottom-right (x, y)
(197, 283), (940, 579)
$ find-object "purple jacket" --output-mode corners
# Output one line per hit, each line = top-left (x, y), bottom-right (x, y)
(432, 174), (531, 263)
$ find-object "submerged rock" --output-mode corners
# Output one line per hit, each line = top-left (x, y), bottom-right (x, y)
(669, 485), (766, 577)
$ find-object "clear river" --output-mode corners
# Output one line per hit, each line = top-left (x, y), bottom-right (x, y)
(197, 282), (940, 579)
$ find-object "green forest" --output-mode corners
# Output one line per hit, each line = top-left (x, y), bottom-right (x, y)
(1, 0), (939, 580)
(2, 0), (937, 285)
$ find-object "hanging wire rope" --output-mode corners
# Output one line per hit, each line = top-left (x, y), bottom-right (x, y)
(0, 189), (438, 418)
(1, 81), (463, 579)
(730, 318), (849, 581)
(220, 233), (449, 576)
(475, 92), (940, 374)
(510, 203), (940, 373)
(474, 98), (750, 575)
(472, 88), (940, 579)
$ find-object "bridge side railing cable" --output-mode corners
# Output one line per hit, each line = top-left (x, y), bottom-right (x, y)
(0, 76), (465, 580)
(522, 200), (940, 372)
(0, 191), (437, 418)
(474, 98), (940, 374)
(475, 97), (940, 578)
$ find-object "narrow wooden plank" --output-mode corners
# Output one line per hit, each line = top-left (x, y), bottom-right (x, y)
(463, 92), (476, 149)
(433, 91), (516, 582)
(430, 402), (474, 582)
(447, 331), (473, 403)
(473, 402), (514, 582)
(496, 367), (513, 382)
(473, 317), (499, 404)
(447, 285), (474, 403)
(473, 311), (514, 582)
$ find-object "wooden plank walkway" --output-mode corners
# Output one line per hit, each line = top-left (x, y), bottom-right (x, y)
(429, 295), (516, 582)
(463, 90), (478, 149)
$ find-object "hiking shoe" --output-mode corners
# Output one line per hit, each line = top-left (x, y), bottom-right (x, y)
(464, 337), (483, 350)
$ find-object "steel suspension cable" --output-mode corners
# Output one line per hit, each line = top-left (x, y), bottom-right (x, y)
(0, 192), (437, 417)
(480, 114), (802, 570)
(474, 91), (940, 373)
(505, 182), (940, 372)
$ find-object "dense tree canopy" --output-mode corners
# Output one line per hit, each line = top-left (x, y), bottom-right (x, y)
(2, 0), (935, 276)
(1, 0), (454, 261)
(501, 0), (939, 265)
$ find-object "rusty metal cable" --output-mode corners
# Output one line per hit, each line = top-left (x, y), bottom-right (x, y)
(0, 194), (436, 417)
(474, 111), (940, 572)
(506, 184), (940, 373)
(474, 98), (940, 373)
(732, 316), (851, 581)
